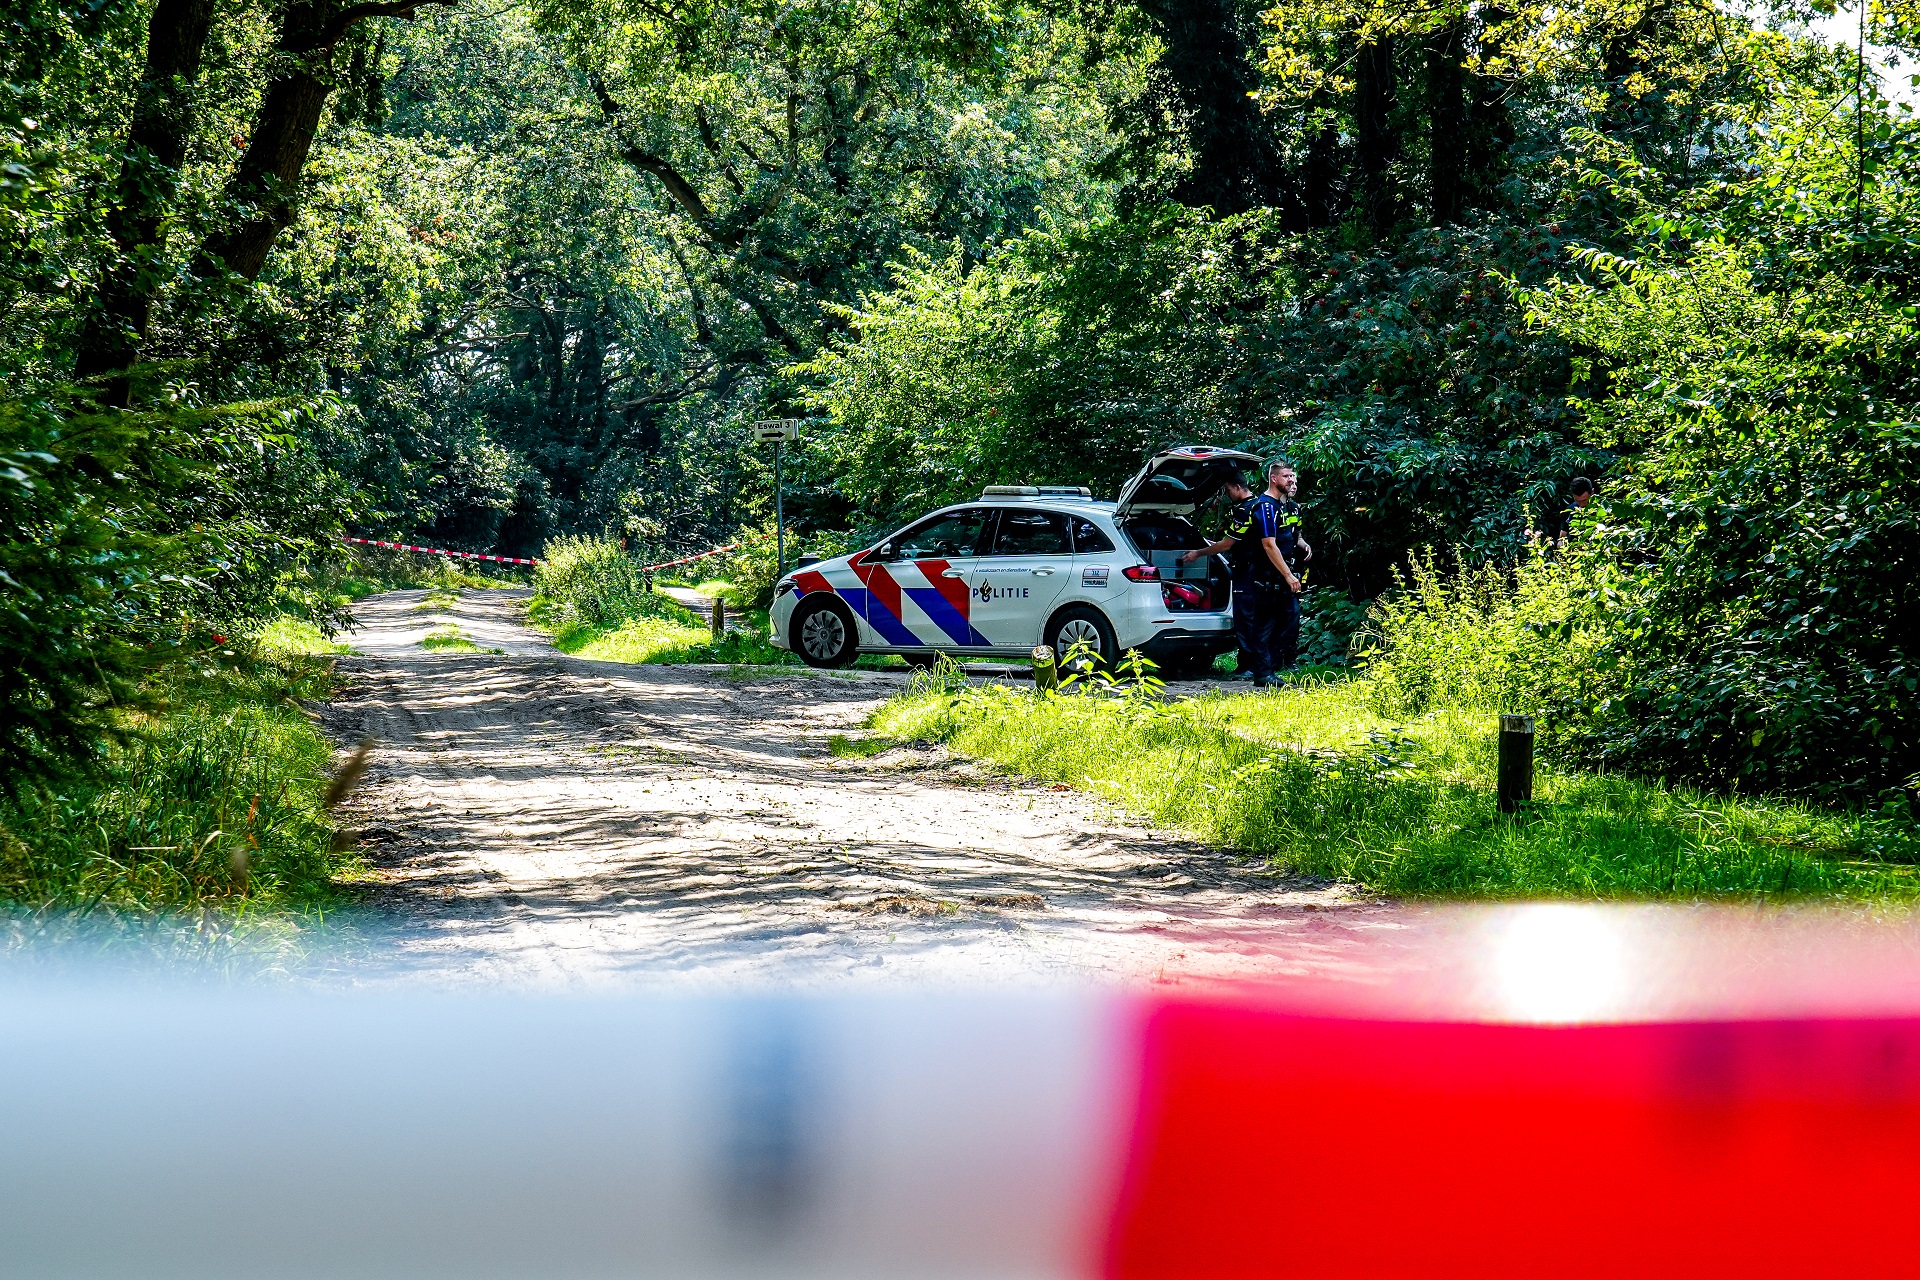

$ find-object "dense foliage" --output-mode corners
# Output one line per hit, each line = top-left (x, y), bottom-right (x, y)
(4, 0), (1917, 808)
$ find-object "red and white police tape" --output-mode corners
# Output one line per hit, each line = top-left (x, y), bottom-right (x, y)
(636, 540), (742, 574)
(344, 532), (774, 573)
(636, 530), (779, 574)
(13, 905), (1920, 1277)
(344, 535), (539, 566)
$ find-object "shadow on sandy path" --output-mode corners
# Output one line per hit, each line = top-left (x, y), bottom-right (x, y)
(321, 591), (1398, 990)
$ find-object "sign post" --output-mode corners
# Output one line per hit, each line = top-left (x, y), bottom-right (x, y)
(751, 419), (802, 575)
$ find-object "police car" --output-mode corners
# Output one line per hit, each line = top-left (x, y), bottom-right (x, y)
(769, 445), (1263, 677)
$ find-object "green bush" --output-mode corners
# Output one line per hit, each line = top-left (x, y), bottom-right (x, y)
(534, 534), (680, 627)
(2, 391), (343, 789)
(1526, 240), (1918, 804)
(1297, 586), (1372, 667)
(1359, 551), (1599, 721)
(716, 523), (784, 609)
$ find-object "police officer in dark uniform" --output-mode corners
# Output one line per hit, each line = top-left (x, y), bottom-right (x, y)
(1180, 465), (1301, 686)
(1267, 461), (1312, 674)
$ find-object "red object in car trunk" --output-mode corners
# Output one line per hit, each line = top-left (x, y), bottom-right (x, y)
(1160, 582), (1206, 609)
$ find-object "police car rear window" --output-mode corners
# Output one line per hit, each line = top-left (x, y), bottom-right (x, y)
(1121, 515), (1204, 552)
(1070, 519), (1114, 553)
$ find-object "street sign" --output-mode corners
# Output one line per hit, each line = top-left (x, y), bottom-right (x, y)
(751, 420), (803, 576)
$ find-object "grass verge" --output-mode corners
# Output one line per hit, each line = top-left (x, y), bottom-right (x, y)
(872, 679), (1920, 900)
(528, 589), (800, 666)
(255, 616), (350, 656)
(0, 642), (360, 966)
(419, 626), (501, 654)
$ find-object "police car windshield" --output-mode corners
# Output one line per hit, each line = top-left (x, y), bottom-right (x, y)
(1120, 514), (1205, 553)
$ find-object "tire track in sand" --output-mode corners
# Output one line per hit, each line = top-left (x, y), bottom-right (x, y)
(323, 588), (1409, 988)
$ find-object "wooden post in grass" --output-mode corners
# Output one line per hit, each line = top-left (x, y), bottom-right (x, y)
(1032, 645), (1058, 693)
(711, 595), (726, 642)
(1498, 715), (1535, 813)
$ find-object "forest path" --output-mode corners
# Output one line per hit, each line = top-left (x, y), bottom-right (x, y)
(656, 585), (746, 632)
(322, 589), (1404, 989)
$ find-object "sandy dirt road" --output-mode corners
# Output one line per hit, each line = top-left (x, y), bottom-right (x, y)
(324, 588), (1406, 989)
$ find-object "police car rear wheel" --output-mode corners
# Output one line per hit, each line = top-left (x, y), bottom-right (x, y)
(792, 596), (858, 668)
(1049, 607), (1116, 673)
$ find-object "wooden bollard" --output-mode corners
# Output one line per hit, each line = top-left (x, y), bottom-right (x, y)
(1031, 645), (1058, 693)
(710, 595), (726, 641)
(1498, 714), (1535, 813)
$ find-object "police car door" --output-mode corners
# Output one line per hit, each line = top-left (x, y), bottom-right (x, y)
(861, 506), (990, 650)
(967, 508), (1074, 650)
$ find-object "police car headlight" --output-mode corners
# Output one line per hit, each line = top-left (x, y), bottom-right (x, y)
(775, 577), (798, 598)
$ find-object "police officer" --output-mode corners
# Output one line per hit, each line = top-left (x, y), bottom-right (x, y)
(1180, 466), (1301, 686)
(1267, 462), (1312, 674)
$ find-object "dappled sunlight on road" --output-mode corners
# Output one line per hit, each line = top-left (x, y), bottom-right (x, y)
(324, 591), (1411, 989)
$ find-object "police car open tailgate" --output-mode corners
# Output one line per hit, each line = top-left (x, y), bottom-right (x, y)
(1113, 445), (1265, 518)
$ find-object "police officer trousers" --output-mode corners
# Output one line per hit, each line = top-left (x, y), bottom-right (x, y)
(1233, 581), (1275, 680)
(1234, 581), (1300, 681)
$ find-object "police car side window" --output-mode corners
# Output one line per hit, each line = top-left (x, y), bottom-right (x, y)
(984, 510), (1071, 556)
(1070, 519), (1114, 554)
(894, 509), (987, 560)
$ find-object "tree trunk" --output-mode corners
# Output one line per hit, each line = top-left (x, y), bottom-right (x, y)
(1296, 115), (1343, 230)
(1141, 0), (1280, 216)
(1426, 20), (1467, 225)
(1354, 36), (1399, 239)
(71, 0), (219, 404)
(1465, 8), (1515, 209)
(202, 1), (433, 280)
(199, 60), (334, 280)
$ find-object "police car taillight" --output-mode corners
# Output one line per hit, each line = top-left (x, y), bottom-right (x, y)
(1121, 564), (1159, 582)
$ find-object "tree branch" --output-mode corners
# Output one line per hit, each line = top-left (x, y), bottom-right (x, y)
(590, 73), (722, 232)
(287, 0), (460, 54)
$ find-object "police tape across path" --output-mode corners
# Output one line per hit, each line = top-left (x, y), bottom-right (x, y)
(10, 905), (1920, 1277)
(343, 536), (541, 566)
(342, 532), (773, 574)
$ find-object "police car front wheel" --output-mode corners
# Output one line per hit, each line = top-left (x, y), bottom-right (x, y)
(791, 596), (858, 668)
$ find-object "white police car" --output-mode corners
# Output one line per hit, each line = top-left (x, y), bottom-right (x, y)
(769, 445), (1262, 677)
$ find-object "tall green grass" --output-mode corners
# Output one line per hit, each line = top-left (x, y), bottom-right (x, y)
(870, 549), (1917, 900)
(0, 650), (349, 914)
(875, 681), (1917, 899)
(1356, 552), (1598, 719)
(533, 535), (663, 627)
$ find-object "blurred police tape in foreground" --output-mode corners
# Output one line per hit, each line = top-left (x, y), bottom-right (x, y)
(10, 904), (1920, 1278)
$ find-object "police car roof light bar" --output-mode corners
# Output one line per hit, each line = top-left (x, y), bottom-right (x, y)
(980, 484), (1095, 498)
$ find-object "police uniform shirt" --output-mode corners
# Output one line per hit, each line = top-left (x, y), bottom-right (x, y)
(1276, 498), (1304, 569)
(1222, 496), (1258, 583)
(1228, 493), (1287, 585)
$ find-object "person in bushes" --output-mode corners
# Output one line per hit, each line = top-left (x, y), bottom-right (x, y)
(1543, 476), (1596, 548)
